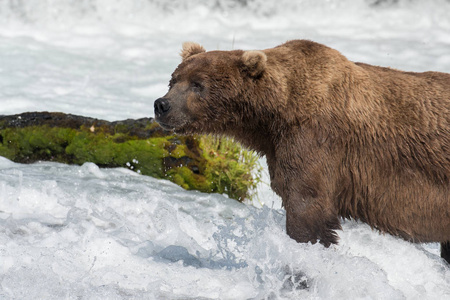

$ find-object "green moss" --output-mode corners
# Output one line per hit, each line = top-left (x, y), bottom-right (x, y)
(0, 142), (16, 159)
(198, 135), (262, 201)
(0, 127), (76, 162)
(109, 139), (168, 178)
(167, 166), (210, 191)
(168, 144), (188, 159)
(113, 123), (130, 134)
(0, 123), (261, 201)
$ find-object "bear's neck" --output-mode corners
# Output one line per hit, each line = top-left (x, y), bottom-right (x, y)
(222, 120), (279, 159)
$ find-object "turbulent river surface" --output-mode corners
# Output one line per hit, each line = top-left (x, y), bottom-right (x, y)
(0, 0), (449, 299)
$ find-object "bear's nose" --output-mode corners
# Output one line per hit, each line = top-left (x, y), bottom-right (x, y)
(154, 98), (171, 116)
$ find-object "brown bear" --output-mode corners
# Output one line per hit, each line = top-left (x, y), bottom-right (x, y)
(154, 40), (450, 264)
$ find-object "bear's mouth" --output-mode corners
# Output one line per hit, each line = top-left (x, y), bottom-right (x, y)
(155, 114), (193, 134)
(155, 120), (176, 131)
(155, 118), (191, 133)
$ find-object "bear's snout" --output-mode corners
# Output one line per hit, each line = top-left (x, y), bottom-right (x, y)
(154, 98), (171, 117)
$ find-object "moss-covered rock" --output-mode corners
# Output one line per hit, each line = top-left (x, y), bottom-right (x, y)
(0, 112), (261, 201)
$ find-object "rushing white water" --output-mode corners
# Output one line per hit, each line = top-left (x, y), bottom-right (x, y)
(0, 1), (450, 299)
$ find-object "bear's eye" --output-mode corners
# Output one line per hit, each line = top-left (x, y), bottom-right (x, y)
(191, 82), (203, 93)
(169, 78), (177, 89)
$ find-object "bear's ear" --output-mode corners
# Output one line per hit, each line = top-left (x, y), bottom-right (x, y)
(180, 42), (206, 61)
(241, 50), (267, 77)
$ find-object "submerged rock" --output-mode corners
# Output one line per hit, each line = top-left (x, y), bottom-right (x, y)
(0, 112), (261, 201)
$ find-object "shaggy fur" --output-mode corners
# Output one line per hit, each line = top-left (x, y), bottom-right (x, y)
(154, 40), (450, 264)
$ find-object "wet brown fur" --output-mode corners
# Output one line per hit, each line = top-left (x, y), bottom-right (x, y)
(156, 40), (450, 263)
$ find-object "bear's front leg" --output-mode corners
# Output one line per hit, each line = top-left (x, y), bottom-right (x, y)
(285, 193), (341, 247)
(269, 134), (342, 247)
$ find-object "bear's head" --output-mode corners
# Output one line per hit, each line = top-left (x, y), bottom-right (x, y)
(154, 42), (267, 136)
